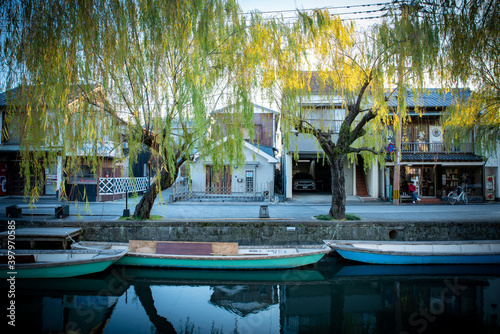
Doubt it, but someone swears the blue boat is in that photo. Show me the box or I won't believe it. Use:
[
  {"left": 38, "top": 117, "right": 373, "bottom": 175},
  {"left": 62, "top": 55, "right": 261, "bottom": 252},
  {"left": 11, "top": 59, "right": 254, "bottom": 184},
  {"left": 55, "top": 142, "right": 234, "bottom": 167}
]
[
  {"left": 0, "top": 248, "right": 127, "bottom": 278},
  {"left": 324, "top": 240, "right": 500, "bottom": 265}
]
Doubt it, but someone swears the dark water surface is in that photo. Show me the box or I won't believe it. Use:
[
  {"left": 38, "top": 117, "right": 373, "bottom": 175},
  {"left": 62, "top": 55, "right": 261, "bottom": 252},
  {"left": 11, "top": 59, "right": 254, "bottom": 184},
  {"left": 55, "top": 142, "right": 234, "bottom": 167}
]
[{"left": 3, "top": 255, "right": 500, "bottom": 334}]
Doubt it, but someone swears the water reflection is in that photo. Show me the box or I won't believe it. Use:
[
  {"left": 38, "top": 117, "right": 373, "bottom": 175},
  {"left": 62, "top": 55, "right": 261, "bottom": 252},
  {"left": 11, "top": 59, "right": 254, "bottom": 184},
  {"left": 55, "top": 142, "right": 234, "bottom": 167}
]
[{"left": 3, "top": 257, "right": 500, "bottom": 333}]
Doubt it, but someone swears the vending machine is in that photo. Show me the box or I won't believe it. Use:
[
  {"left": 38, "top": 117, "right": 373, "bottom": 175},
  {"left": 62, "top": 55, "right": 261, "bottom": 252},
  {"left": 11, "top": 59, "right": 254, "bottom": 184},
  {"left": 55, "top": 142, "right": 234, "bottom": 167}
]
[{"left": 486, "top": 175, "right": 495, "bottom": 201}]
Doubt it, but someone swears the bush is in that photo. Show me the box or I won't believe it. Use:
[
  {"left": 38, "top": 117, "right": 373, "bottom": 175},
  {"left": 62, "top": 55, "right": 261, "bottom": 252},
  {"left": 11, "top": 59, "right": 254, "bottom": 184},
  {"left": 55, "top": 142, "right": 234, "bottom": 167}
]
[
  {"left": 119, "top": 215, "right": 163, "bottom": 221},
  {"left": 315, "top": 213, "right": 361, "bottom": 221}
]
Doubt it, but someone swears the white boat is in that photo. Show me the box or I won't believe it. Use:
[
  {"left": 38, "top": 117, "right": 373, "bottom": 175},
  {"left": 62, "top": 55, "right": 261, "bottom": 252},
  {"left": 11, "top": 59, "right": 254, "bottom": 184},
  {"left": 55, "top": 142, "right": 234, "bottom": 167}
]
[
  {"left": 323, "top": 240, "right": 500, "bottom": 265},
  {"left": 0, "top": 248, "right": 128, "bottom": 278},
  {"left": 73, "top": 240, "right": 330, "bottom": 270}
]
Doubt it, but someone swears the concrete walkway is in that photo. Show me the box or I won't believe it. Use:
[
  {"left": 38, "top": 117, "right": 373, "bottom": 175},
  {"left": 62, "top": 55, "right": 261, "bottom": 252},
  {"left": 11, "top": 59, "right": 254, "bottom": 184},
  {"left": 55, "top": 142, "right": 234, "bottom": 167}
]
[{"left": 1, "top": 192, "right": 500, "bottom": 223}]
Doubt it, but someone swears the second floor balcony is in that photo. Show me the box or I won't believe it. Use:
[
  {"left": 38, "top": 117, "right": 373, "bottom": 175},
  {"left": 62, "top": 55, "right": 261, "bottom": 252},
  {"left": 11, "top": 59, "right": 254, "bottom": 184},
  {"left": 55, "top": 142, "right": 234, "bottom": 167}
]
[{"left": 401, "top": 142, "right": 474, "bottom": 154}]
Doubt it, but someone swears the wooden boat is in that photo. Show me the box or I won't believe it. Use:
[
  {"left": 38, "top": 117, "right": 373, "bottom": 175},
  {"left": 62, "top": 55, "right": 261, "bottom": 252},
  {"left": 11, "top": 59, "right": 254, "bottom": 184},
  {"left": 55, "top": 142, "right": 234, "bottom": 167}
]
[
  {"left": 73, "top": 240, "right": 330, "bottom": 270},
  {"left": 0, "top": 248, "right": 128, "bottom": 278},
  {"left": 323, "top": 240, "right": 500, "bottom": 265}
]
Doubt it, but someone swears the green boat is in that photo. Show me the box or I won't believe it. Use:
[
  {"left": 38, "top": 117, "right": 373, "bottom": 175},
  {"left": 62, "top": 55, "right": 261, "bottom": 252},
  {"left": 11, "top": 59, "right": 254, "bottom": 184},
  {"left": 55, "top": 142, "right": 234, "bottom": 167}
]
[
  {"left": 0, "top": 248, "right": 127, "bottom": 278},
  {"left": 73, "top": 240, "right": 330, "bottom": 270}
]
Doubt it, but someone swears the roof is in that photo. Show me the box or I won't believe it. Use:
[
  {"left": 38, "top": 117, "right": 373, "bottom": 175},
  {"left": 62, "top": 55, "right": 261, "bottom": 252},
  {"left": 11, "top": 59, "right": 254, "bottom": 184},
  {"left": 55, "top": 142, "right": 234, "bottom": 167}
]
[
  {"left": 299, "top": 73, "right": 472, "bottom": 109},
  {"left": 299, "top": 71, "right": 334, "bottom": 94},
  {"left": 212, "top": 102, "right": 278, "bottom": 115},
  {"left": 386, "top": 153, "right": 484, "bottom": 162},
  {"left": 246, "top": 142, "right": 278, "bottom": 163},
  {"left": 250, "top": 143, "right": 276, "bottom": 158},
  {"left": 387, "top": 88, "right": 471, "bottom": 108},
  {"left": 0, "top": 86, "right": 27, "bottom": 108},
  {"left": 0, "top": 85, "right": 102, "bottom": 108}
]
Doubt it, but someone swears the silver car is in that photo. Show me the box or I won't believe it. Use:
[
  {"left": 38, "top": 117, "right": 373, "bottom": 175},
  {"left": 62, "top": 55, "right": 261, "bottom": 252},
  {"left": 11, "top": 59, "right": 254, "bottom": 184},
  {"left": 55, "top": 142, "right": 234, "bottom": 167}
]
[{"left": 293, "top": 173, "right": 317, "bottom": 191}]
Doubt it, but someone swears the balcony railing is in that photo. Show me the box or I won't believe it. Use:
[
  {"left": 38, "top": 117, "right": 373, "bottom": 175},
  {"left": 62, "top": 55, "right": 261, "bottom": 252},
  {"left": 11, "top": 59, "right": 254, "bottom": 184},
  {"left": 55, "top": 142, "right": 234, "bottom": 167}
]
[
  {"left": 309, "top": 120, "right": 343, "bottom": 133},
  {"left": 401, "top": 142, "right": 474, "bottom": 154}
]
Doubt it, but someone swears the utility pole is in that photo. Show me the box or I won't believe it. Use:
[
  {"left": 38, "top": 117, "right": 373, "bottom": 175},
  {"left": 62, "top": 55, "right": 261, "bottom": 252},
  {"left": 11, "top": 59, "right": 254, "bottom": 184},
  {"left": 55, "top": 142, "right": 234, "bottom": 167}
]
[
  {"left": 393, "top": 2, "right": 411, "bottom": 206},
  {"left": 393, "top": 40, "right": 405, "bottom": 206}
]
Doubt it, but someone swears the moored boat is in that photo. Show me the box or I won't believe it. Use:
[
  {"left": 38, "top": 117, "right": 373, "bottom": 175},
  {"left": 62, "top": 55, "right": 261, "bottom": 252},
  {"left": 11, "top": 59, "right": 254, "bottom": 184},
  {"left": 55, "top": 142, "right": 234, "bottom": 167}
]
[
  {"left": 73, "top": 240, "right": 330, "bottom": 270},
  {"left": 0, "top": 248, "right": 128, "bottom": 278},
  {"left": 324, "top": 240, "right": 500, "bottom": 265}
]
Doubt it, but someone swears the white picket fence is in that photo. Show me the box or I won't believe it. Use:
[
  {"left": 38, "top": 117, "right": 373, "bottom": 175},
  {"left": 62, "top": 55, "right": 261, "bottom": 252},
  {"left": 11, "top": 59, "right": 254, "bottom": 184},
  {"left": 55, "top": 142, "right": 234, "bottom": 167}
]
[
  {"left": 170, "top": 181, "right": 274, "bottom": 202},
  {"left": 98, "top": 177, "right": 149, "bottom": 195}
]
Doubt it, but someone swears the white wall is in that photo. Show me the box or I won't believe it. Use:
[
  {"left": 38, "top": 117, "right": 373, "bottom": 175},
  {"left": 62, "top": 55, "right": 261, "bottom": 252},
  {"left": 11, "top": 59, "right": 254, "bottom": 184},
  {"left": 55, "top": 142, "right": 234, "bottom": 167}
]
[
  {"left": 285, "top": 153, "right": 293, "bottom": 198},
  {"left": 191, "top": 144, "right": 277, "bottom": 194},
  {"left": 344, "top": 160, "right": 354, "bottom": 196},
  {"left": 364, "top": 161, "right": 380, "bottom": 198}
]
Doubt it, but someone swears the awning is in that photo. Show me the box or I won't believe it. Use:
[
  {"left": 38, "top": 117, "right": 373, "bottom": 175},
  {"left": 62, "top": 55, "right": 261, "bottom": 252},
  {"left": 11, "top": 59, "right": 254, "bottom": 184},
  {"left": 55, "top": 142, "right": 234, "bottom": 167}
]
[{"left": 386, "top": 153, "right": 484, "bottom": 165}]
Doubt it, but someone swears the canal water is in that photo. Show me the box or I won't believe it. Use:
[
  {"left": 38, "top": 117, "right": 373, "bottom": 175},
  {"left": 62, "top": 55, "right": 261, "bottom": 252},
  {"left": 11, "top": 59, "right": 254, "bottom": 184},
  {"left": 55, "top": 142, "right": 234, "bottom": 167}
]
[{"left": 3, "top": 255, "right": 500, "bottom": 334}]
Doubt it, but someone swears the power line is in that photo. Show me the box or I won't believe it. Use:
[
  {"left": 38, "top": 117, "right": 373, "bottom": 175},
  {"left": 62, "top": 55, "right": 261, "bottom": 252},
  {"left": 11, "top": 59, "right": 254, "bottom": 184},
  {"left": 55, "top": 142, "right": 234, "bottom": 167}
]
[{"left": 240, "top": 2, "right": 393, "bottom": 15}]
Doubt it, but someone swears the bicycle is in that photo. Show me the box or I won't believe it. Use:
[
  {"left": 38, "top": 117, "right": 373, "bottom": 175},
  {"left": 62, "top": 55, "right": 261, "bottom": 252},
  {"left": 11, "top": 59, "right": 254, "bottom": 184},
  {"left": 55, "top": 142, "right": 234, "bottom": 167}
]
[{"left": 447, "top": 185, "right": 468, "bottom": 205}]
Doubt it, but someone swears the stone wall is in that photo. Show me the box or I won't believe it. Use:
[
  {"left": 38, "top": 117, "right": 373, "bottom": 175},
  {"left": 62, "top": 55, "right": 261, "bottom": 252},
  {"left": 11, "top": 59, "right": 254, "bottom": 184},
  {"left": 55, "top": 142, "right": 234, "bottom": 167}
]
[{"left": 5, "top": 219, "right": 500, "bottom": 245}]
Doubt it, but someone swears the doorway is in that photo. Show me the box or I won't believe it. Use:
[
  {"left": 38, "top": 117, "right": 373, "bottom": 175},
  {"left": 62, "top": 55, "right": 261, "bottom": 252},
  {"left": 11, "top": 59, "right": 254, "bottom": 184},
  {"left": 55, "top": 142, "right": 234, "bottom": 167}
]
[
  {"left": 206, "top": 165, "right": 232, "bottom": 195},
  {"left": 405, "top": 166, "right": 436, "bottom": 197}
]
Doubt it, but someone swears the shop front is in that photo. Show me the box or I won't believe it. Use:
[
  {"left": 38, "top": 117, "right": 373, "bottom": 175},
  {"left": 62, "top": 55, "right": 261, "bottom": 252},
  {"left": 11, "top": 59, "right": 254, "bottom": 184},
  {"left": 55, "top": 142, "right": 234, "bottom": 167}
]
[{"left": 386, "top": 158, "right": 485, "bottom": 202}]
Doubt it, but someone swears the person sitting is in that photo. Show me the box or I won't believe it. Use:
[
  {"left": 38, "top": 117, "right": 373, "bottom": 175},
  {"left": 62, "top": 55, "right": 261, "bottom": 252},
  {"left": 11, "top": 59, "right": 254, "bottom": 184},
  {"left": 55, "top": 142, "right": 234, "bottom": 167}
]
[{"left": 408, "top": 181, "right": 421, "bottom": 203}]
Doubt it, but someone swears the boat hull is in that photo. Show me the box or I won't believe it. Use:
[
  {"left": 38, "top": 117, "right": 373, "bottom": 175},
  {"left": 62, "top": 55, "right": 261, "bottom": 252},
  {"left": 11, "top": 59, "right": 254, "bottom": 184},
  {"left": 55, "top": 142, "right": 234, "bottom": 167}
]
[
  {"left": 1, "top": 260, "right": 117, "bottom": 279},
  {"left": 117, "top": 251, "right": 328, "bottom": 269},
  {"left": 335, "top": 249, "right": 500, "bottom": 265},
  {"left": 0, "top": 249, "right": 127, "bottom": 278},
  {"left": 325, "top": 240, "right": 500, "bottom": 265}
]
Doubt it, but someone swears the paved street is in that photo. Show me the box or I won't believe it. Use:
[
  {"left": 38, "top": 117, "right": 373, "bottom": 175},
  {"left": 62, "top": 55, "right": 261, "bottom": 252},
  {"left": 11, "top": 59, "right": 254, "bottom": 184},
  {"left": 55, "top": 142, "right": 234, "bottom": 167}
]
[{"left": 1, "top": 192, "right": 499, "bottom": 223}]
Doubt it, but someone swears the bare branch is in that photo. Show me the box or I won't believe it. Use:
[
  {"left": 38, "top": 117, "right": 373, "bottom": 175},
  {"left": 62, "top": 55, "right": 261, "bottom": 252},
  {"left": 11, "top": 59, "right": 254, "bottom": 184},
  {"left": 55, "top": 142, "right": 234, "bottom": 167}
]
[{"left": 348, "top": 146, "right": 385, "bottom": 155}]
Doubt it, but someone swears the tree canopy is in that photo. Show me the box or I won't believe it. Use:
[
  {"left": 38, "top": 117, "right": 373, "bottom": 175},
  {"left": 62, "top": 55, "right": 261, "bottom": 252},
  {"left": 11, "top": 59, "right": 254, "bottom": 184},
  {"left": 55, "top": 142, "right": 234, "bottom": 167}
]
[
  {"left": 1, "top": 0, "right": 261, "bottom": 217},
  {"left": 420, "top": 0, "right": 500, "bottom": 154}
]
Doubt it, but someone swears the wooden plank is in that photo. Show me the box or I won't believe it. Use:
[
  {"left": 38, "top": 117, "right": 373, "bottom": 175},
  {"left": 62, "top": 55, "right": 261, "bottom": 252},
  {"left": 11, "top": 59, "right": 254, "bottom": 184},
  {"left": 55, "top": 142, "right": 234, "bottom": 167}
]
[
  {"left": 129, "top": 240, "right": 238, "bottom": 255},
  {"left": 211, "top": 242, "right": 238, "bottom": 255},
  {"left": 0, "top": 227, "right": 81, "bottom": 238},
  {"left": 14, "top": 204, "right": 65, "bottom": 208},
  {"left": 129, "top": 240, "right": 157, "bottom": 254},
  {"left": 156, "top": 242, "right": 212, "bottom": 255}
]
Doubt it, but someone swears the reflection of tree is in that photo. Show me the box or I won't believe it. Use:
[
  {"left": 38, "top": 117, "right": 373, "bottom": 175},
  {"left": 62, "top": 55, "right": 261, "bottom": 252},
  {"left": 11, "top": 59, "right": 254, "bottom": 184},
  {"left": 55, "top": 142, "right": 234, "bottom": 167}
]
[{"left": 134, "top": 284, "right": 177, "bottom": 334}]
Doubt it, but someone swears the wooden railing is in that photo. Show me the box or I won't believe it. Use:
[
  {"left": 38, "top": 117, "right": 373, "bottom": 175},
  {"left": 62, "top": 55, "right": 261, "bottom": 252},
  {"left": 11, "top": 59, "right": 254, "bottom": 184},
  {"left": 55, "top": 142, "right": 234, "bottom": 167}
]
[
  {"left": 98, "top": 177, "right": 149, "bottom": 195},
  {"left": 170, "top": 181, "right": 274, "bottom": 202}
]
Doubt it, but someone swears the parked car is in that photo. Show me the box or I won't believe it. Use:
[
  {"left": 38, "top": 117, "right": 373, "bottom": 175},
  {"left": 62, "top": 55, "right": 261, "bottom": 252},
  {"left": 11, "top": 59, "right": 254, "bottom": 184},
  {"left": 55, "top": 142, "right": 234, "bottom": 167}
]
[{"left": 293, "top": 173, "right": 316, "bottom": 191}]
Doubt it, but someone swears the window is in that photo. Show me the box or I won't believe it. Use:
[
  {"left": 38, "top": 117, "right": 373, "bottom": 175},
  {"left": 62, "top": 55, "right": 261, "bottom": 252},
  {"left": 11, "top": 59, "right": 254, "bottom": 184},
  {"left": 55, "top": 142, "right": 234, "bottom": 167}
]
[{"left": 245, "top": 170, "right": 254, "bottom": 193}]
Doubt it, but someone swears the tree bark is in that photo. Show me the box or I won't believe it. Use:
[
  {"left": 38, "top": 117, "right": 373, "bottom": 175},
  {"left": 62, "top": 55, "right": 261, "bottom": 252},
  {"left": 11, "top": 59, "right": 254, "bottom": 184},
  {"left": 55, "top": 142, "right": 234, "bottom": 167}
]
[
  {"left": 328, "top": 154, "right": 346, "bottom": 219},
  {"left": 133, "top": 169, "right": 175, "bottom": 219}
]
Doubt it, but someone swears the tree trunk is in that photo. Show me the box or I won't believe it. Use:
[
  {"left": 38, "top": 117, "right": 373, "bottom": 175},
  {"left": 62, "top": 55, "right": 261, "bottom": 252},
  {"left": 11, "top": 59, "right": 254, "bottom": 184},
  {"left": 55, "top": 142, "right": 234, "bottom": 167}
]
[
  {"left": 328, "top": 154, "right": 346, "bottom": 219},
  {"left": 133, "top": 169, "right": 174, "bottom": 219}
]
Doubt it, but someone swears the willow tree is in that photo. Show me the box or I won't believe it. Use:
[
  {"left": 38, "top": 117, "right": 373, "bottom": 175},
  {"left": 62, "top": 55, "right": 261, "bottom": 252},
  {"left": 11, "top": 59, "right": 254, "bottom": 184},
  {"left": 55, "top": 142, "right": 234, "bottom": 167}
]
[
  {"left": 252, "top": 6, "right": 439, "bottom": 219},
  {"left": 422, "top": 0, "right": 500, "bottom": 154},
  {"left": 2, "top": 0, "right": 259, "bottom": 218}
]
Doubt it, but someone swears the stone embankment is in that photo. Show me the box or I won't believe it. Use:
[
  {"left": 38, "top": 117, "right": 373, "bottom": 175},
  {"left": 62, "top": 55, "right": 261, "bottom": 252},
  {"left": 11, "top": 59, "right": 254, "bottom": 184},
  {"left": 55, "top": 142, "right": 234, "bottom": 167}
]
[{"left": 4, "top": 219, "right": 500, "bottom": 245}]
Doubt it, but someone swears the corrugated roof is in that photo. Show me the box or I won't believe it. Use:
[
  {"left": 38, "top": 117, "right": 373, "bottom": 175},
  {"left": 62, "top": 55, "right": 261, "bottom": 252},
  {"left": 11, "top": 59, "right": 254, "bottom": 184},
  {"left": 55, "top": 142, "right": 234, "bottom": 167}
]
[
  {"left": 387, "top": 88, "right": 471, "bottom": 108},
  {"left": 1, "top": 85, "right": 101, "bottom": 108},
  {"left": 0, "top": 86, "right": 25, "bottom": 107}
]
